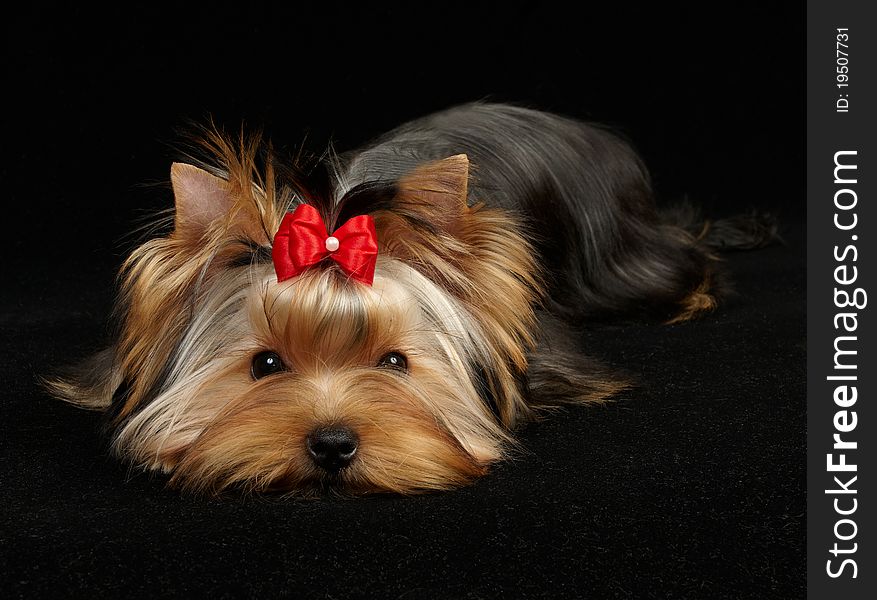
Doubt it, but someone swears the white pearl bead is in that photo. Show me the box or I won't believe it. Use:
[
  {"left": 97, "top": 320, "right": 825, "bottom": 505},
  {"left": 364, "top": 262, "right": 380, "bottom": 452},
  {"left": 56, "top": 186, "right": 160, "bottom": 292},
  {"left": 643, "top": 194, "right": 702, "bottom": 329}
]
[{"left": 325, "top": 236, "right": 340, "bottom": 252}]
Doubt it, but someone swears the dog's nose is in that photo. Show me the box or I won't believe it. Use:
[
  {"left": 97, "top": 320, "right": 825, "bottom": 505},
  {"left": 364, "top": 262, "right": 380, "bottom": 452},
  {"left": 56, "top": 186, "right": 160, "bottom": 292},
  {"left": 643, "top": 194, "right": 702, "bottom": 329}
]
[{"left": 306, "top": 427, "right": 358, "bottom": 472}]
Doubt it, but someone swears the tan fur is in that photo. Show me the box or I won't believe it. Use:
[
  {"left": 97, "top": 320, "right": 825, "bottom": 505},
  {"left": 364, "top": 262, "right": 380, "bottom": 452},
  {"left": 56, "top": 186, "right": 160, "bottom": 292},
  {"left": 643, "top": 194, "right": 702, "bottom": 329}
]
[
  {"left": 667, "top": 275, "right": 718, "bottom": 324},
  {"left": 659, "top": 223, "right": 719, "bottom": 325}
]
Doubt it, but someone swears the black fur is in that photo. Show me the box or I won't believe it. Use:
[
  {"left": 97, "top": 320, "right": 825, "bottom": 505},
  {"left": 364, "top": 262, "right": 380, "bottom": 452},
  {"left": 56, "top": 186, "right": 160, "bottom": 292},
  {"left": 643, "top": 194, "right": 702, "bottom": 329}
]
[{"left": 342, "top": 103, "right": 749, "bottom": 321}]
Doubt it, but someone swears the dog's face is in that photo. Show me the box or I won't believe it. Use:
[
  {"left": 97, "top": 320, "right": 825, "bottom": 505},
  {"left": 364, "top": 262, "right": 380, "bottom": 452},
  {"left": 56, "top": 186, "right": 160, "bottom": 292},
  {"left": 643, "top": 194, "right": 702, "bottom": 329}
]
[
  {"left": 123, "top": 256, "right": 510, "bottom": 494},
  {"left": 62, "top": 141, "right": 544, "bottom": 495}
]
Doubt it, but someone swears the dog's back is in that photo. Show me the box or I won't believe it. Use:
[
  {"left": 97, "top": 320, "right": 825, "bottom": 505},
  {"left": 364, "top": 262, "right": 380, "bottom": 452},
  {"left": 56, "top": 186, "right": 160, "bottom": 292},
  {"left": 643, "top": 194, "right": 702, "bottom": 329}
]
[{"left": 345, "top": 103, "right": 765, "bottom": 322}]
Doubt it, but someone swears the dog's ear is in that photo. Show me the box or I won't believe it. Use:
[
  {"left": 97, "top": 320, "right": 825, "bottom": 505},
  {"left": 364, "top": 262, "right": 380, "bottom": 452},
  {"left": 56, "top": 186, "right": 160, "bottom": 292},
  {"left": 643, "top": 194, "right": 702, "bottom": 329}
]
[
  {"left": 374, "top": 153, "right": 536, "bottom": 278},
  {"left": 394, "top": 154, "right": 470, "bottom": 230},
  {"left": 171, "top": 163, "right": 234, "bottom": 238},
  {"left": 372, "top": 154, "right": 472, "bottom": 260},
  {"left": 170, "top": 162, "right": 270, "bottom": 245}
]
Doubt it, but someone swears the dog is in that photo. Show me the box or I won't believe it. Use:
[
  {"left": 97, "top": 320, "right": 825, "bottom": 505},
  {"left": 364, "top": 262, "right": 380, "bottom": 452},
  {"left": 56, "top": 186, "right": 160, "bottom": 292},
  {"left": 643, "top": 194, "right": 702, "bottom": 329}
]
[{"left": 49, "top": 103, "right": 773, "bottom": 495}]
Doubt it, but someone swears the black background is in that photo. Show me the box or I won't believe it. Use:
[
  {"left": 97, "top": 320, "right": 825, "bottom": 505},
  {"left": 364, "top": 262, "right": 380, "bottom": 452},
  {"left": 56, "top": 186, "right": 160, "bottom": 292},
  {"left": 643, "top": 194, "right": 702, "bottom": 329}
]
[{"left": 3, "top": 3, "right": 805, "bottom": 598}]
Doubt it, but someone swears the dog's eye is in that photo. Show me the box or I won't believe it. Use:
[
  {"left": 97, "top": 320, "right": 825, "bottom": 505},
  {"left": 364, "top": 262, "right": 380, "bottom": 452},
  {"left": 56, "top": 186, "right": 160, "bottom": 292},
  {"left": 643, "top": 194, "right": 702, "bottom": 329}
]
[
  {"left": 251, "top": 351, "right": 286, "bottom": 379},
  {"left": 377, "top": 352, "right": 408, "bottom": 372}
]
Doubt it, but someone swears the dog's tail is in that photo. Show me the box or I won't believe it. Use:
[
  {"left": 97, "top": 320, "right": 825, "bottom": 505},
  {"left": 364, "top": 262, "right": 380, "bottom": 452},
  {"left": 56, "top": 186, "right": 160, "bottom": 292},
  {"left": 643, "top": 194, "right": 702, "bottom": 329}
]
[
  {"left": 660, "top": 202, "right": 780, "bottom": 251},
  {"left": 650, "top": 202, "right": 780, "bottom": 324},
  {"left": 699, "top": 213, "right": 781, "bottom": 251}
]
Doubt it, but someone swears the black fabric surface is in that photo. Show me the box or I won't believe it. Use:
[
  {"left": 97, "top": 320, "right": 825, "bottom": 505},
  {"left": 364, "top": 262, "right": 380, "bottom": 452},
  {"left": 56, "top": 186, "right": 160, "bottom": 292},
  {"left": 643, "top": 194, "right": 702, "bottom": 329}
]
[{"left": 3, "top": 3, "right": 804, "bottom": 598}]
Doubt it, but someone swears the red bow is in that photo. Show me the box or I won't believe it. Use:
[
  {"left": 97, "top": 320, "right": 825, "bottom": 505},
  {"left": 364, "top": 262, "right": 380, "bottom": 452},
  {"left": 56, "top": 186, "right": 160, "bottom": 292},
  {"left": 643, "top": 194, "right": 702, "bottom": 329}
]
[{"left": 272, "top": 204, "right": 378, "bottom": 285}]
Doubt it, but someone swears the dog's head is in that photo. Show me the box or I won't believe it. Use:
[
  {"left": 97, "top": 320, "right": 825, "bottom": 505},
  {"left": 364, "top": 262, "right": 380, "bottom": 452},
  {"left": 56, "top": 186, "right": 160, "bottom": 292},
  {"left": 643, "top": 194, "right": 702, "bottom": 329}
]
[{"left": 51, "top": 134, "right": 542, "bottom": 495}]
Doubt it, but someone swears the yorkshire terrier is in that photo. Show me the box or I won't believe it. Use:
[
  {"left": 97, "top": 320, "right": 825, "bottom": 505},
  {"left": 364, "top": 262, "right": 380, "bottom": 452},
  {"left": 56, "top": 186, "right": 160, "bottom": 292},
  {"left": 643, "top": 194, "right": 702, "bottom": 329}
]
[{"left": 49, "top": 103, "right": 772, "bottom": 495}]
